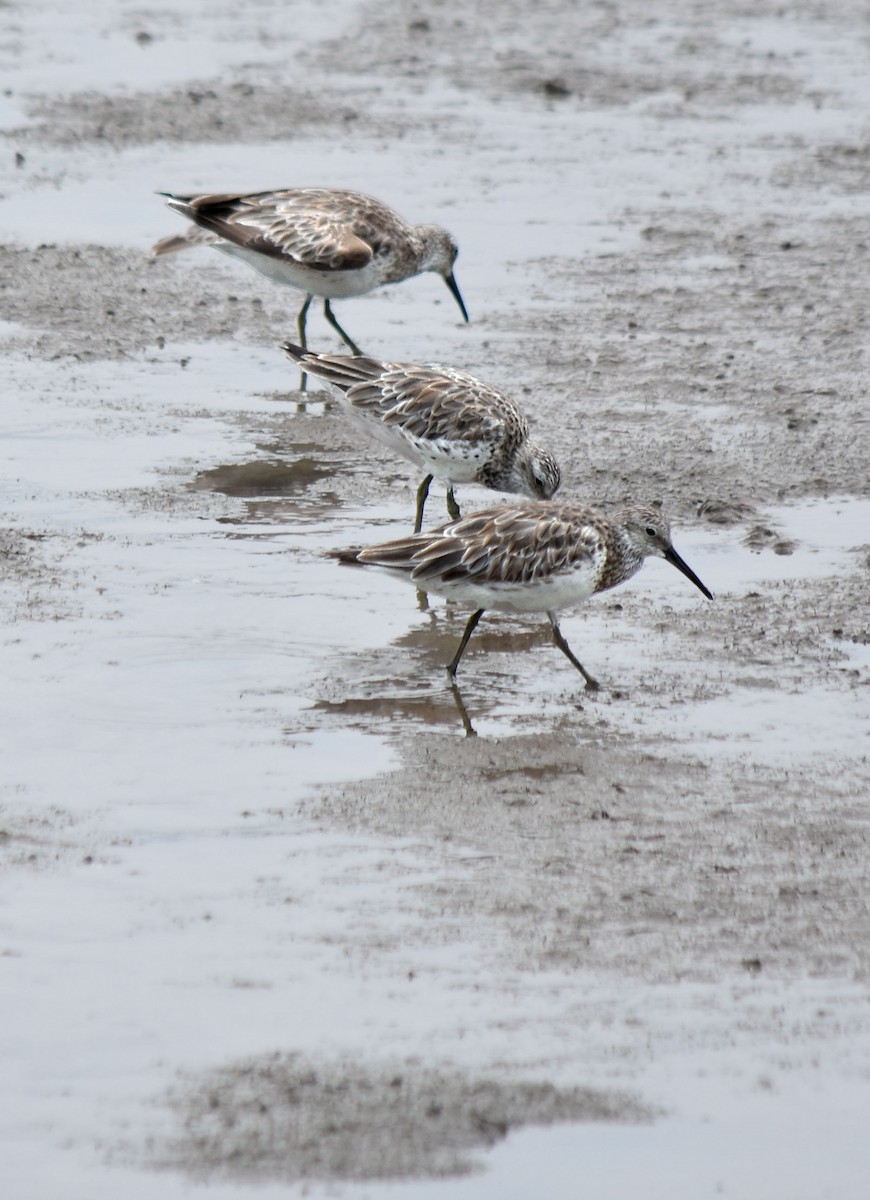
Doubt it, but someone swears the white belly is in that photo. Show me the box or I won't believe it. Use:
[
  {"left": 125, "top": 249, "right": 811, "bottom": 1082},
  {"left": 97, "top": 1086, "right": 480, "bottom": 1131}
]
[
  {"left": 215, "top": 242, "right": 383, "bottom": 298},
  {"left": 407, "top": 433, "right": 493, "bottom": 484},
  {"left": 419, "top": 565, "right": 601, "bottom": 615},
  {"left": 327, "top": 397, "right": 493, "bottom": 484}
]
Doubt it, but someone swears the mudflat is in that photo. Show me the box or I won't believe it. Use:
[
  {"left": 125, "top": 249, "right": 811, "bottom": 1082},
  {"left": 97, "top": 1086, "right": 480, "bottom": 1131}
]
[{"left": 1, "top": 2, "right": 868, "bottom": 1196}]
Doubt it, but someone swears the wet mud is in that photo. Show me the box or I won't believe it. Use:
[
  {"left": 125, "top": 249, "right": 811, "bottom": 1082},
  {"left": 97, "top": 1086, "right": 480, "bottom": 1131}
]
[
  {"left": 158, "top": 1055, "right": 649, "bottom": 1183},
  {"left": 2, "top": 0, "right": 869, "bottom": 1194}
]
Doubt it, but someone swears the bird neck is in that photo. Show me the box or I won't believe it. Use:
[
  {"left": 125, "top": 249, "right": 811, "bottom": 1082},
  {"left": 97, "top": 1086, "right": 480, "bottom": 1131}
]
[{"left": 597, "top": 524, "right": 645, "bottom": 593}]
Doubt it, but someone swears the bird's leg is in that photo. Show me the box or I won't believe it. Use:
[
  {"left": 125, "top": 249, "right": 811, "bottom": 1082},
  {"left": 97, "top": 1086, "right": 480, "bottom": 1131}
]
[
  {"left": 446, "top": 609, "right": 484, "bottom": 679},
  {"left": 296, "top": 295, "right": 312, "bottom": 393},
  {"left": 547, "top": 611, "right": 600, "bottom": 692},
  {"left": 449, "top": 680, "right": 477, "bottom": 738},
  {"left": 323, "top": 299, "right": 363, "bottom": 356},
  {"left": 446, "top": 486, "right": 461, "bottom": 522},
  {"left": 414, "top": 474, "right": 433, "bottom": 533}
]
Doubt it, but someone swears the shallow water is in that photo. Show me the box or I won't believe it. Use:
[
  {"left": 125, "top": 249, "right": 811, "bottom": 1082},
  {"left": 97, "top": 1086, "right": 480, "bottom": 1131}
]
[
  {"left": 3, "top": 320, "right": 868, "bottom": 1197},
  {"left": 2, "top": 0, "right": 870, "bottom": 1196}
]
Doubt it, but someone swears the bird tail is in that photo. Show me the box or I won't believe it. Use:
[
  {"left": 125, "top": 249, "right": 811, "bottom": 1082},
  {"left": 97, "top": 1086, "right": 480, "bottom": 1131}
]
[
  {"left": 327, "top": 547, "right": 366, "bottom": 566},
  {"left": 152, "top": 192, "right": 224, "bottom": 256},
  {"left": 280, "top": 343, "right": 385, "bottom": 392},
  {"left": 151, "top": 227, "right": 219, "bottom": 257}
]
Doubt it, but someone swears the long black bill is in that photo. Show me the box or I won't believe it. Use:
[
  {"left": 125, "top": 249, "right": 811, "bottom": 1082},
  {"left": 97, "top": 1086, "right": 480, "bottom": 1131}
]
[
  {"left": 444, "top": 271, "right": 469, "bottom": 323},
  {"left": 665, "top": 546, "right": 714, "bottom": 600}
]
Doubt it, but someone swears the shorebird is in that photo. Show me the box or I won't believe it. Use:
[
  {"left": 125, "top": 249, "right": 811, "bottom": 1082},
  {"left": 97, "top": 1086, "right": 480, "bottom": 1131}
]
[
  {"left": 336, "top": 501, "right": 712, "bottom": 688},
  {"left": 284, "top": 344, "right": 562, "bottom": 530},
  {"left": 152, "top": 188, "right": 468, "bottom": 364}
]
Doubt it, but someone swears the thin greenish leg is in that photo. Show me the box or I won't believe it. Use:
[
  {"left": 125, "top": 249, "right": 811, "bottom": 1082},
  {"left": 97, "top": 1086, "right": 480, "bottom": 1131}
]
[
  {"left": 446, "top": 609, "right": 484, "bottom": 679},
  {"left": 548, "top": 610, "right": 599, "bottom": 691},
  {"left": 449, "top": 681, "right": 477, "bottom": 738},
  {"left": 323, "top": 299, "right": 362, "bottom": 355},
  {"left": 296, "top": 295, "right": 312, "bottom": 392},
  {"left": 414, "top": 475, "right": 433, "bottom": 533},
  {"left": 446, "top": 486, "right": 461, "bottom": 522}
]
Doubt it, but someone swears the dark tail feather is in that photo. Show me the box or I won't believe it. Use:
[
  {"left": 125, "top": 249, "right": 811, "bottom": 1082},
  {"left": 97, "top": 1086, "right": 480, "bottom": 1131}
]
[
  {"left": 328, "top": 546, "right": 365, "bottom": 566},
  {"left": 280, "top": 342, "right": 379, "bottom": 391}
]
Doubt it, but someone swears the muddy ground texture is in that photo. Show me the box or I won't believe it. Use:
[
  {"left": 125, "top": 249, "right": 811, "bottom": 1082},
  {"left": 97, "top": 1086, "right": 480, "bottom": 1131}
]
[{"left": 2, "top": 0, "right": 869, "bottom": 1187}]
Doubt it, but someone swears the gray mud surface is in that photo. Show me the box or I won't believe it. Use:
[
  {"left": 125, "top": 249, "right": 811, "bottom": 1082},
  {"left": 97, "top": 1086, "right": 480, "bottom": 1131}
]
[
  {"left": 2, "top": 0, "right": 869, "bottom": 1194},
  {"left": 160, "top": 1056, "right": 649, "bottom": 1183}
]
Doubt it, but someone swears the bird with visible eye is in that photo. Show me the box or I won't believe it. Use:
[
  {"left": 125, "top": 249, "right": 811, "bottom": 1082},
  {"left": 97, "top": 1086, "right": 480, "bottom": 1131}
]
[
  {"left": 283, "top": 344, "right": 561, "bottom": 531},
  {"left": 334, "top": 501, "right": 713, "bottom": 689},
  {"left": 152, "top": 188, "right": 469, "bottom": 386}
]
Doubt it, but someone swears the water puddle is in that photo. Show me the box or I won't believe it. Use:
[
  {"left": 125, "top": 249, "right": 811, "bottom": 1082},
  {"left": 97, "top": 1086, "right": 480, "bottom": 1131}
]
[
  {"left": 387, "top": 1094, "right": 870, "bottom": 1200},
  {"left": 0, "top": 0, "right": 347, "bottom": 95},
  {"left": 3, "top": 4, "right": 870, "bottom": 1195},
  {"left": 191, "top": 457, "right": 333, "bottom": 498}
]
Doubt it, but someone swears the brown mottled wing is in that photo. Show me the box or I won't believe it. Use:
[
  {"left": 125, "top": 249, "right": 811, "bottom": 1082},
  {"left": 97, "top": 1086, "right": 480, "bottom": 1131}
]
[
  {"left": 358, "top": 503, "right": 605, "bottom": 585},
  {"left": 284, "top": 189, "right": 413, "bottom": 258},
  {"left": 169, "top": 191, "right": 374, "bottom": 270},
  {"left": 258, "top": 210, "right": 372, "bottom": 269},
  {"left": 280, "top": 353, "right": 522, "bottom": 444},
  {"left": 349, "top": 365, "right": 526, "bottom": 445}
]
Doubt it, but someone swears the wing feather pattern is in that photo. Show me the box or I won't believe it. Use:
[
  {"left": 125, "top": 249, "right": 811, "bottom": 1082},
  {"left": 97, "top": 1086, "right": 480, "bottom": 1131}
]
[
  {"left": 161, "top": 188, "right": 412, "bottom": 270},
  {"left": 356, "top": 503, "right": 606, "bottom": 587},
  {"left": 280, "top": 349, "right": 525, "bottom": 447}
]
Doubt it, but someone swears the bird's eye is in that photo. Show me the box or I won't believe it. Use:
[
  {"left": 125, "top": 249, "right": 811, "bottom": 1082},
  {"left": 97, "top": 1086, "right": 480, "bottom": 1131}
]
[{"left": 645, "top": 526, "right": 657, "bottom": 537}]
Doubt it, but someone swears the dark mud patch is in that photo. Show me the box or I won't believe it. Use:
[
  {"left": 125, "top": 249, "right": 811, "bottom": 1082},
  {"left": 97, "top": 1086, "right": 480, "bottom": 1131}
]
[
  {"left": 0, "top": 803, "right": 72, "bottom": 871},
  {"left": 773, "top": 138, "right": 870, "bottom": 194},
  {"left": 0, "top": 800, "right": 113, "bottom": 873},
  {"left": 315, "top": 0, "right": 813, "bottom": 110},
  {"left": 191, "top": 456, "right": 332, "bottom": 499},
  {"left": 0, "top": 524, "right": 87, "bottom": 621},
  {"left": 0, "top": 244, "right": 293, "bottom": 360},
  {"left": 297, "top": 726, "right": 870, "bottom": 982},
  {"left": 11, "top": 79, "right": 366, "bottom": 149},
  {"left": 7, "top": 48, "right": 455, "bottom": 150},
  {"left": 191, "top": 454, "right": 345, "bottom": 523},
  {"left": 513, "top": 209, "right": 870, "bottom": 515},
  {"left": 154, "top": 1053, "right": 650, "bottom": 1183},
  {"left": 0, "top": 526, "right": 44, "bottom": 584}
]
